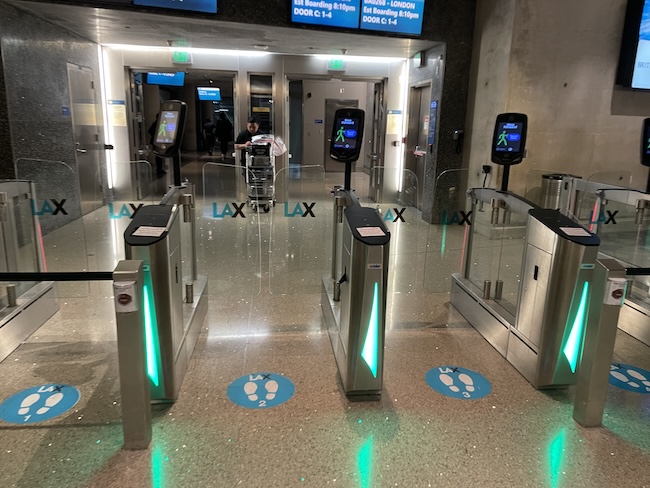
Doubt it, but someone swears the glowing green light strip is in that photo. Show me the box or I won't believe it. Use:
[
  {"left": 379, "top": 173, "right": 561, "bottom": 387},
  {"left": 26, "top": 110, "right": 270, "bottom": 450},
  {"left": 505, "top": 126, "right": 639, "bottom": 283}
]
[
  {"left": 562, "top": 281, "right": 589, "bottom": 373},
  {"left": 357, "top": 435, "right": 374, "bottom": 488},
  {"left": 143, "top": 282, "right": 160, "bottom": 387},
  {"left": 548, "top": 429, "right": 566, "bottom": 488},
  {"left": 361, "top": 282, "right": 379, "bottom": 378},
  {"left": 441, "top": 210, "right": 447, "bottom": 256}
]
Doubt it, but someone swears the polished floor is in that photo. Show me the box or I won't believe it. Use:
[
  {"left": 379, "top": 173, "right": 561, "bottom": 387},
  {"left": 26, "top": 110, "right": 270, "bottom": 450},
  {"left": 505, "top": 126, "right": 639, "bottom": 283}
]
[{"left": 1, "top": 155, "right": 650, "bottom": 488}]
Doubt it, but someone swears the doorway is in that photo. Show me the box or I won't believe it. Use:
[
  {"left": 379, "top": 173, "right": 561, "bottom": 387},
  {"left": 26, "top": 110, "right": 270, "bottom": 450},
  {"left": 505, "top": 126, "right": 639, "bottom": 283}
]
[{"left": 405, "top": 85, "right": 431, "bottom": 210}]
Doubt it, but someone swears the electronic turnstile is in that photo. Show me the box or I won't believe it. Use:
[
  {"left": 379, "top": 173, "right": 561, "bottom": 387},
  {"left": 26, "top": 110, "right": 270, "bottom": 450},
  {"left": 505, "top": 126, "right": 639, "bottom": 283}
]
[
  {"left": 124, "top": 203, "right": 206, "bottom": 402},
  {"left": 322, "top": 189, "right": 390, "bottom": 398},
  {"left": 451, "top": 190, "right": 600, "bottom": 389},
  {"left": 508, "top": 209, "right": 599, "bottom": 387}
]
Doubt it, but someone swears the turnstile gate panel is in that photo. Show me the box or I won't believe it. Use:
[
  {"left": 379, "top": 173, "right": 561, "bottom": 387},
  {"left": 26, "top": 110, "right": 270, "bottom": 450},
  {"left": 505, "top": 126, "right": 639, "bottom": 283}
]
[
  {"left": 331, "top": 203, "right": 390, "bottom": 397},
  {"left": 509, "top": 209, "right": 600, "bottom": 388},
  {"left": 125, "top": 204, "right": 184, "bottom": 401}
]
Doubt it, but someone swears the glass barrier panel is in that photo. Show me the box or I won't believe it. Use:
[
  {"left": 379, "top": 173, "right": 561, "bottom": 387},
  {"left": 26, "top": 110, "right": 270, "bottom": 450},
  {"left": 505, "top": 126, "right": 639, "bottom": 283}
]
[
  {"left": 465, "top": 199, "right": 502, "bottom": 293},
  {"left": 424, "top": 169, "right": 468, "bottom": 293},
  {"left": 200, "top": 162, "right": 262, "bottom": 296},
  {"left": 15, "top": 158, "right": 90, "bottom": 297},
  {"left": 588, "top": 170, "right": 633, "bottom": 187},
  {"left": 358, "top": 168, "right": 428, "bottom": 294},
  {"left": 0, "top": 181, "right": 40, "bottom": 307},
  {"left": 494, "top": 209, "right": 528, "bottom": 316},
  {"left": 268, "top": 165, "right": 330, "bottom": 295},
  {"left": 84, "top": 161, "right": 156, "bottom": 272}
]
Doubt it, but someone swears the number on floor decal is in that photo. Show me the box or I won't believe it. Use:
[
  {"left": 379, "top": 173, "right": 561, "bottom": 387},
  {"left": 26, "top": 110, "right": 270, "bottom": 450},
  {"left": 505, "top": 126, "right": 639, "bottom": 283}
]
[{"left": 259, "top": 401, "right": 267, "bottom": 407}]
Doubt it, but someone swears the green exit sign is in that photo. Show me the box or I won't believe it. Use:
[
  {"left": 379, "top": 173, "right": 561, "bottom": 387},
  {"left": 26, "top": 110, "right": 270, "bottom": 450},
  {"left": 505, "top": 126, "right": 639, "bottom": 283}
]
[
  {"left": 328, "top": 59, "right": 346, "bottom": 72},
  {"left": 172, "top": 51, "right": 192, "bottom": 64}
]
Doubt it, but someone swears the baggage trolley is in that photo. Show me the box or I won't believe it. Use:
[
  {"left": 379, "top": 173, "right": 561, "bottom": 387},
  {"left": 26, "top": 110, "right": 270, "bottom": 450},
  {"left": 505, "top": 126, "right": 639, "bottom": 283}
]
[{"left": 245, "top": 141, "right": 275, "bottom": 212}]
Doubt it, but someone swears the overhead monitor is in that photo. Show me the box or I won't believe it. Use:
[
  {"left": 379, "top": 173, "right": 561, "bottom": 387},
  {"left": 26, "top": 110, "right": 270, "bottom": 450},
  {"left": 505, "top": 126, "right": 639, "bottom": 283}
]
[
  {"left": 134, "top": 0, "right": 217, "bottom": 13},
  {"left": 146, "top": 72, "right": 186, "bottom": 86},
  {"left": 197, "top": 87, "right": 221, "bottom": 101},
  {"left": 291, "top": 0, "right": 361, "bottom": 29},
  {"left": 617, "top": 0, "right": 650, "bottom": 89},
  {"left": 491, "top": 113, "right": 528, "bottom": 166},
  {"left": 360, "top": 0, "right": 425, "bottom": 35}
]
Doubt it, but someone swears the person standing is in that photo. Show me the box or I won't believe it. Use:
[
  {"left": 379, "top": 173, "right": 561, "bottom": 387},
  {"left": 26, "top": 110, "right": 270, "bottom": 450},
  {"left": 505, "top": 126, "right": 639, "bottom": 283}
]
[
  {"left": 234, "top": 116, "right": 262, "bottom": 159},
  {"left": 202, "top": 117, "right": 216, "bottom": 156},
  {"left": 215, "top": 112, "right": 233, "bottom": 160}
]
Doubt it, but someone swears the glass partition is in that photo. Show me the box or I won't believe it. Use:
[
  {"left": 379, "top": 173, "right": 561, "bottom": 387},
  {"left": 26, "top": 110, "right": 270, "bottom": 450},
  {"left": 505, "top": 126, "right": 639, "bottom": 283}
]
[
  {"left": 269, "top": 165, "right": 330, "bottom": 295},
  {"left": 0, "top": 181, "right": 40, "bottom": 307},
  {"left": 424, "top": 169, "right": 468, "bottom": 293},
  {"left": 357, "top": 167, "right": 427, "bottom": 294},
  {"left": 461, "top": 189, "right": 535, "bottom": 320},
  {"left": 15, "top": 158, "right": 89, "bottom": 296},
  {"left": 594, "top": 189, "right": 650, "bottom": 308},
  {"left": 200, "top": 162, "right": 262, "bottom": 296}
]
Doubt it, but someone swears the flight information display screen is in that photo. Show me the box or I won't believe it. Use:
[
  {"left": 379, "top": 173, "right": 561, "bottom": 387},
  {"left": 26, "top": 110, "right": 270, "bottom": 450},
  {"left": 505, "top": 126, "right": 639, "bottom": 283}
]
[
  {"left": 146, "top": 72, "right": 185, "bottom": 86},
  {"left": 134, "top": 0, "right": 216, "bottom": 13},
  {"left": 291, "top": 0, "right": 361, "bottom": 29},
  {"left": 155, "top": 111, "right": 180, "bottom": 144},
  {"left": 494, "top": 121, "right": 524, "bottom": 154},
  {"left": 291, "top": 0, "right": 425, "bottom": 34},
  {"left": 332, "top": 116, "right": 361, "bottom": 150},
  {"left": 632, "top": 0, "right": 650, "bottom": 88},
  {"left": 197, "top": 87, "right": 221, "bottom": 101},
  {"left": 359, "top": 0, "right": 425, "bottom": 35}
]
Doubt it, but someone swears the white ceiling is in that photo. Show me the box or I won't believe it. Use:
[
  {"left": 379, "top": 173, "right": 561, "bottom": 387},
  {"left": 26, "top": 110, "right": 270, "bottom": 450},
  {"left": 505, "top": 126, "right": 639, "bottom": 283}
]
[{"left": 6, "top": 0, "right": 439, "bottom": 58}]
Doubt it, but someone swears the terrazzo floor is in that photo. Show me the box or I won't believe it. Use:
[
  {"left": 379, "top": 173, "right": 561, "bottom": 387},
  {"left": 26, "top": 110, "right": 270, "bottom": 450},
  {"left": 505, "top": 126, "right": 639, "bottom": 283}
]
[{"left": 0, "top": 162, "right": 649, "bottom": 487}]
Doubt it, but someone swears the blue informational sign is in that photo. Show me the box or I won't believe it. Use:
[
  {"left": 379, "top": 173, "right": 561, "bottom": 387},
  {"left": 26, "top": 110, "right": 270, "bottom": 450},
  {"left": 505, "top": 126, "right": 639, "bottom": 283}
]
[
  {"left": 134, "top": 0, "right": 217, "bottom": 13},
  {"left": 426, "top": 366, "right": 492, "bottom": 400},
  {"left": 146, "top": 72, "right": 186, "bottom": 86},
  {"left": 609, "top": 363, "right": 650, "bottom": 393},
  {"left": 360, "top": 0, "right": 425, "bottom": 35},
  {"left": 292, "top": 0, "right": 361, "bottom": 29},
  {"left": 427, "top": 100, "right": 438, "bottom": 145},
  {"left": 227, "top": 373, "right": 295, "bottom": 409},
  {"left": 197, "top": 87, "right": 221, "bottom": 101},
  {"left": 61, "top": 106, "right": 71, "bottom": 116},
  {"left": 315, "top": 119, "right": 324, "bottom": 124},
  {"left": 0, "top": 384, "right": 80, "bottom": 424}
]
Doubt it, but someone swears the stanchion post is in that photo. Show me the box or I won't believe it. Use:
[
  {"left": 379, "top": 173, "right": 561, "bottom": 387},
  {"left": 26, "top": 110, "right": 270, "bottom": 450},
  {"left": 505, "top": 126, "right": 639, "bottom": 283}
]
[
  {"left": 113, "top": 260, "right": 152, "bottom": 449},
  {"left": 573, "top": 258, "right": 626, "bottom": 427}
]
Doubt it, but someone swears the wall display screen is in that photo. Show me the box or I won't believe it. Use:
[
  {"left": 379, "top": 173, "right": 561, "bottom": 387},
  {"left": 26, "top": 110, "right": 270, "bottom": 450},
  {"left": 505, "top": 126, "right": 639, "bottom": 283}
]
[
  {"left": 360, "top": 0, "right": 425, "bottom": 35},
  {"left": 197, "top": 87, "right": 221, "bottom": 101},
  {"left": 632, "top": 0, "right": 650, "bottom": 88},
  {"left": 494, "top": 121, "right": 523, "bottom": 154},
  {"left": 291, "top": 0, "right": 361, "bottom": 29},
  {"left": 146, "top": 72, "right": 185, "bottom": 86},
  {"left": 155, "top": 111, "right": 180, "bottom": 144},
  {"left": 332, "top": 115, "right": 361, "bottom": 150},
  {"left": 133, "top": 0, "right": 217, "bottom": 13}
]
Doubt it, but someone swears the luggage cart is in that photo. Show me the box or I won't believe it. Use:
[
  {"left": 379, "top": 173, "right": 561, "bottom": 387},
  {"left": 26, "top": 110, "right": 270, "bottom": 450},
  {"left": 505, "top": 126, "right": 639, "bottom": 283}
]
[{"left": 245, "top": 141, "right": 275, "bottom": 212}]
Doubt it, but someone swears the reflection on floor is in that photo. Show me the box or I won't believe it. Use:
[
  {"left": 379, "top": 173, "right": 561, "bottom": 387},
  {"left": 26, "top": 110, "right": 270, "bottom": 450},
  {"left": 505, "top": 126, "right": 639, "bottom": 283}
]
[{"left": 1, "top": 160, "right": 649, "bottom": 488}]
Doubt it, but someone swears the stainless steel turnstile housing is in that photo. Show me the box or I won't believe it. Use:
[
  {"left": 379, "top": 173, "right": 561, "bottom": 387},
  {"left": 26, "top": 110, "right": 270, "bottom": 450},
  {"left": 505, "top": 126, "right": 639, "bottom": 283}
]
[
  {"left": 322, "top": 192, "right": 390, "bottom": 398},
  {"left": 125, "top": 204, "right": 197, "bottom": 402},
  {"left": 508, "top": 209, "right": 599, "bottom": 387}
]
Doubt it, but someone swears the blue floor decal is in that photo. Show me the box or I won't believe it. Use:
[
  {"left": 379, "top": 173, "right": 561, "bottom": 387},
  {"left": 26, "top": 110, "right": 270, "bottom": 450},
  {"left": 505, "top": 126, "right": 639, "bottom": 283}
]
[
  {"left": 0, "top": 384, "right": 80, "bottom": 424},
  {"left": 609, "top": 363, "right": 650, "bottom": 393},
  {"left": 227, "top": 373, "right": 295, "bottom": 409},
  {"left": 426, "top": 366, "right": 492, "bottom": 400}
]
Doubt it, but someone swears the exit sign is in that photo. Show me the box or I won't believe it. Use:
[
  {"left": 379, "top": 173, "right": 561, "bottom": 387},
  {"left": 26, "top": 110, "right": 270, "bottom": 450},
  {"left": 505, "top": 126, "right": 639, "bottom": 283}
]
[
  {"left": 328, "top": 59, "right": 346, "bottom": 72},
  {"left": 172, "top": 51, "right": 193, "bottom": 64}
]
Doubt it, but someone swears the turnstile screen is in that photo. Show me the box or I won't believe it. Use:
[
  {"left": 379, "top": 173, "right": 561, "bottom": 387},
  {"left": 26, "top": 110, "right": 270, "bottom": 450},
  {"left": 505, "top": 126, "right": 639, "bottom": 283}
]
[
  {"left": 491, "top": 113, "right": 527, "bottom": 166},
  {"left": 329, "top": 108, "right": 365, "bottom": 163},
  {"left": 156, "top": 111, "right": 180, "bottom": 144},
  {"left": 642, "top": 117, "right": 650, "bottom": 166}
]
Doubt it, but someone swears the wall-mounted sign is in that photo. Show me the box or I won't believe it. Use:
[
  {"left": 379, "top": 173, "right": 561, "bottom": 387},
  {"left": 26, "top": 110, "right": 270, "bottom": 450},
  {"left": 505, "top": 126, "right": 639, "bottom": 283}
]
[
  {"left": 134, "top": 0, "right": 217, "bottom": 14},
  {"left": 292, "top": 0, "right": 361, "bottom": 29},
  {"left": 291, "top": 0, "right": 424, "bottom": 36}
]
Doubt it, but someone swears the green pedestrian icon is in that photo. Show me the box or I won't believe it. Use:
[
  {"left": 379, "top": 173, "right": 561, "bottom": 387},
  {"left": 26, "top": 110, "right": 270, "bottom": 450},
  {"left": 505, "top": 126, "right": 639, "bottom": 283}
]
[
  {"left": 647, "top": 138, "right": 650, "bottom": 150},
  {"left": 497, "top": 130, "right": 508, "bottom": 146},
  {"left": 336, "top": 126, "right": 346, "bottom": 143},
  {"left": 157, "top": 119, "right": 167, "bottom": 138}
]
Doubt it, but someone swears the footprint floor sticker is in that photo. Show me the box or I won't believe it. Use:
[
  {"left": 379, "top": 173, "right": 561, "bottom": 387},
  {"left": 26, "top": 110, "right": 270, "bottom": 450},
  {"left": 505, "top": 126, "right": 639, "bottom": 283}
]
[
  {"left": 228, "top": 373, "right": 294, "bottom": 409},
  {"left": 0, "top": 384, "right": 81, "bottom": 424},
  {"left": 609, "top": 364, "right": 650, "bottom": 393},
  {"left": 426, "top": 366, "right": 491, "bottom": 400}
]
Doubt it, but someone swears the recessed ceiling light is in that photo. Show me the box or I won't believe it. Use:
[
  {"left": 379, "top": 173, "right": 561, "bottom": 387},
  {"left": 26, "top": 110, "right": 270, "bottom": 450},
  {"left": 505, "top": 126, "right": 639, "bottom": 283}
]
[{"left": 253, "top": 44, "right": 269, "bottom": 50}]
